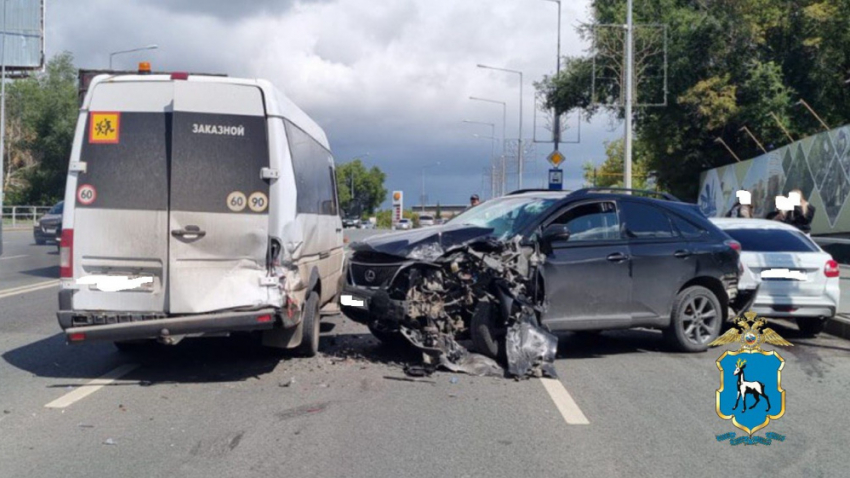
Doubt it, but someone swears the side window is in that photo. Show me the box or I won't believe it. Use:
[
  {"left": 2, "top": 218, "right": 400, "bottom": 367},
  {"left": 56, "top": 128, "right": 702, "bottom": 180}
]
[
  {"left": 285, "top": 120, "right": 337, "bottom": 216},
  {"left": 550, "top": 201, "right": 621, "bottom": 242},
  {"left": 670, "top": 214, "right": 708, "bottom": 239},
  {"left": 620, "top": 201, "right": 675, "bottom": 239}
]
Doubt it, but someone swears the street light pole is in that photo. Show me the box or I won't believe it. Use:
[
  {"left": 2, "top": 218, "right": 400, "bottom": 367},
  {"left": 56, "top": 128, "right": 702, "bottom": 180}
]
[
  {"left": 624, "top": 0, "right": 634, "bottom": 189},
  {"left": 420, "top": 162, "right": 440, "bottom": 212},
  {"left": 769, "top": 111, "right": 795, "bottom": 143},
  {"left": 469, "top": 97, "right": 507, "bottom": 195},
  {"left": 795, "top": 99, "right": 831, "bottom": 132},
  {"left": 478, "top": 64, "right": 523, "bottom": 189},
  {"left": 109, "top": 44, "right": 158, "bottom": 70},
  {"left": 543, "top": 0, "right": 562, "bottom": 150}
]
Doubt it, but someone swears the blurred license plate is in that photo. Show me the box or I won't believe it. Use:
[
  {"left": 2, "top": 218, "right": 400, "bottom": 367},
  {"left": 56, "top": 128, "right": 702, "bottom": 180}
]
[
  {"left": 761, "top": 268, "right": 807, "bottom": 281},
  {"left": 45, "top": 228, "right": 56, "bottom": 234}
]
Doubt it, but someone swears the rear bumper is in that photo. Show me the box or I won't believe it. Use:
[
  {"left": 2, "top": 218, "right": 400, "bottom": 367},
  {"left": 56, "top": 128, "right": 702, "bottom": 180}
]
[
  {"left": 750, "top": 303, "right": 836, "bottom": 319},
  {"left": 57, "top": 308, "right": 279, "bottom": 344}
]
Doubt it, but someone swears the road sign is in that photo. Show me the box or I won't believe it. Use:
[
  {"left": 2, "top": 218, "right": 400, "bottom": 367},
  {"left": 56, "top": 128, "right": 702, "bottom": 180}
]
[
  {"left": 548, "top": 169, "right": 563, "bottom": 191},
  {"left": 547, "top": 150, "right": 565, "bottom": 167}
]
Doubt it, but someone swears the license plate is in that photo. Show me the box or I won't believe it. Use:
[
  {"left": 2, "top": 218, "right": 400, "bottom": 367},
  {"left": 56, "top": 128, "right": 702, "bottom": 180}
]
[
  {"left": 760, "top": 268, "right": 807, "bottom": 281},
  {"left": 44, "top": 228, "right": 56, "bottom": 234}
]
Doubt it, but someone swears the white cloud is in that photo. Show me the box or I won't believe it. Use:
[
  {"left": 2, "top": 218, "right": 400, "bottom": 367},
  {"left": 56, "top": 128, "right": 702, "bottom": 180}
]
[{"left": 46, "top": 0, "right": 621, "bottom": 206}]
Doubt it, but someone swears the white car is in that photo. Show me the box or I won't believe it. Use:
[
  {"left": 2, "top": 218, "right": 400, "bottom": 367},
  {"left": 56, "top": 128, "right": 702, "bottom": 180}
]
[
  {"left": 711, "top": 218, "right": 839, "bottom": 336},
  {"left": 418, "top": 214, "right": 435, "bottom": 227},
  {"left": 395, "top": 219, "right": 412, "bottom": 230}
]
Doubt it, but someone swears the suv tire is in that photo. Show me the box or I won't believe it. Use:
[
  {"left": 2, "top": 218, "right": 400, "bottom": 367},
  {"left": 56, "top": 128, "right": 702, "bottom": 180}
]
[
  {"left": 796, "top": 317, "right": 828, "bottom": 337},
  {"left": 471, "top": 301, "right": 506, "bottom": 360},
  {"left": 297, "top": 291, "right": 321, "bottom": 357},
  {"left": 665, "top": 285, "right": 722, "bottom": 352}
]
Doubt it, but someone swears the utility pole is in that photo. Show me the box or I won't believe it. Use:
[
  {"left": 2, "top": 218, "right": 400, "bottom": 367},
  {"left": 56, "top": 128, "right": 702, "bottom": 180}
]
[{"left": 623, "top": 0, "right": 634, "bottom": 189}]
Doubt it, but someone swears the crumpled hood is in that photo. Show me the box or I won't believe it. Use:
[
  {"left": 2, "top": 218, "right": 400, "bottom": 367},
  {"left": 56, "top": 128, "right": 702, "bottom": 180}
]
[{"left": 350, "top": 223, "right": 495, "bottom": 260}]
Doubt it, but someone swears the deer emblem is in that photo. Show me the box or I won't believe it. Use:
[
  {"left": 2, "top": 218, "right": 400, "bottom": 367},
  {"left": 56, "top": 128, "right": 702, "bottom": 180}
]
[{"left": 732, "top": 359, "right": 771, "bottom": 413}]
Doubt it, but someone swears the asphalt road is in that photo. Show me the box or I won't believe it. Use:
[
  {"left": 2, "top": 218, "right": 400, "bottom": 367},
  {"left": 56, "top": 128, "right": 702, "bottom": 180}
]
[{"left": 1, "top": 227, "right": 849, "bottom": 477}]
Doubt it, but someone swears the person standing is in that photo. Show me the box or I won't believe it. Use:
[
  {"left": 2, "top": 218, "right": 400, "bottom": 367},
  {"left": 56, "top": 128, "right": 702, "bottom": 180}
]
[
  {"left": 468, "top": 194, "right": 480, "bottom": 209},
  {"left": 782, "top": 189, "right": 815, "bottom": 234}
]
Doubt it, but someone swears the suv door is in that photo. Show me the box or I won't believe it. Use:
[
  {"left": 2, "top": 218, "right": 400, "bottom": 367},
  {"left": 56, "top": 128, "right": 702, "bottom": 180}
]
[
  {"left": 540, "top": 200, "right": 632, "bottom": 330},
  {"left": 619, "top": 200, "right": 695, "bottom": 323}
]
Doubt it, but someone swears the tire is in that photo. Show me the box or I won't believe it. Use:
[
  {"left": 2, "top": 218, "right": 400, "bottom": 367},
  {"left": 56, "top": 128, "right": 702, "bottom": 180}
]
[
  {"left": 297, "top": 291, "right": 321, "bottom": 357},
  {"left": 664, "top": 285, "right": 723, "bottom": 353},
  {"left": 471, "top": 301, "right": 506, "bottom": 360},
  {"left": 796, "top": 317, "right": 828, "bottom": 337}
]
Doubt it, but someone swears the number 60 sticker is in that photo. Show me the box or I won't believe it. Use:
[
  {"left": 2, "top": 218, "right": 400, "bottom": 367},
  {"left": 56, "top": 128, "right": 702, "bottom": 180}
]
[
  {"left": 77, "top": 184, "right": 97, "bottom": 205},
  {"left": 227, "top": 191, "right": 247, "bottom": 212},
  {"left": 248, "top": 192, "right": 268, "bottom": 212}
]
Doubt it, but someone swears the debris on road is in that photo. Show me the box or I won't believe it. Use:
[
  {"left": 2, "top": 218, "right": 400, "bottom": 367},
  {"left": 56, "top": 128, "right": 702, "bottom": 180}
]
[
  {"left": 103, "top": 438, "right": 117, "bottom": 446},
  {"left": 383, "top": 376, "right": 436, "bottom": 384},
  {"left": 279, "top": 377, "right": 296, "bottom": 388}
]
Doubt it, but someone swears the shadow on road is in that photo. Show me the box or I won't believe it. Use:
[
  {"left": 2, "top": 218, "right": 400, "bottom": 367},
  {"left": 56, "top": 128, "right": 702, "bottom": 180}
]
[
  {"left": 19, "top": 265, "right": 59, "bottom": 279},
  {"left": 554, "top": 329, "right": 667, "bottom": 360}
]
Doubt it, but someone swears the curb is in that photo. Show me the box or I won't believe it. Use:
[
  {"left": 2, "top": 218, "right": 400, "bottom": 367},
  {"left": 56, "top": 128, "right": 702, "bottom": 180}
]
[{"left": 826, "top": 314, "right": 850, "bottom": 340}]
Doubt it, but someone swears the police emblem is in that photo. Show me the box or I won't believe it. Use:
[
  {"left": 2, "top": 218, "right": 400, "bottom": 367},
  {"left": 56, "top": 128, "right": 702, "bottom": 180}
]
[{"left": 709, "top": 311, "right": 792, "bottom": 445}]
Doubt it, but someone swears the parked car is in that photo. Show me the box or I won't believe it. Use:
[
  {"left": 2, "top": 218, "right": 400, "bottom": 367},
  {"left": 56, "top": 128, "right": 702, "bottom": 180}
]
[
  {"left": 711, "top": 217, "right": 839, "bottom": 337},
  {"left": 341, "top": 188, "right": 750, "bottom": 368},
  {"left": 342, "top": 217, "right": 360, "bottom": 229},
  {"left": 57, "top": 72, "right": 344, "bottom": 357},
  {"left": 394, "top": 218, "right": 412, "bottom": 230},
  {"left": 418, "top": 214, "right": 435, "bottom": 227},
  {"left": 360, "top": 220, "right": 375, "bottom": 229},
  {"left": 34, "top": 201, "right": 63, "bottom": 245}
]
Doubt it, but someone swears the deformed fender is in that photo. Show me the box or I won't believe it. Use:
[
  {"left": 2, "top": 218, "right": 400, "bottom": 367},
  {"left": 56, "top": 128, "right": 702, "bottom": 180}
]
[
  {"left": 262, "top": 266, "right": 321, "bottom": 349},
  {"left": 306, "top": 266, "right": 321, "bottom": 300}
]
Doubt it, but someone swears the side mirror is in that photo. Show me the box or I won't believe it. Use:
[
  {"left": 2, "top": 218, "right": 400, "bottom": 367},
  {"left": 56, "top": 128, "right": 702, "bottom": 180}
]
[{"left": 542, "top": 224, "right": 571, "bottom": 243}]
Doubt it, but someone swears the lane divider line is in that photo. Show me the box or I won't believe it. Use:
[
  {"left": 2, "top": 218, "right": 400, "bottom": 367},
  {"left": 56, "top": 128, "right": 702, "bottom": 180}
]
[
  {"left": 0, "top": 279, "right": 60, "bottom": 299},
  {"left": 45, "top": 364, "right": 140, "bottom": 409},
  {"left": 0, "top": 254, "right": 28, "bottom": 261},
  {"left": 540, "top": 377, "right": 590, "bottom": 425}
]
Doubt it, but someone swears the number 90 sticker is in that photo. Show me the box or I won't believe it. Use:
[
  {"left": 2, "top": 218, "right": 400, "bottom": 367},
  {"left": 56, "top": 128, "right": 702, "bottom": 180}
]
[
  {"left": 77, "top": 184, "right": 97, "bottom": 205},
  {"left": 248, "top": 192, "right": 268, "bottom": 213},
  {"left": 227, "top": 191, "right": 247, "bottom": 212}
]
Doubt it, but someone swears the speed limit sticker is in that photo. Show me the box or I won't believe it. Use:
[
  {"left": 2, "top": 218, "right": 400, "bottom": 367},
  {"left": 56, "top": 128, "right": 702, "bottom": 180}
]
[
  {"left": 77, "top": 184, "right": 97, "bottom": 205},
  {"left": 248, "top": 192, "right": 268, "bottom": 213},
  {"left": 226, "top": 191, "right": 247, "bottom": 212}
]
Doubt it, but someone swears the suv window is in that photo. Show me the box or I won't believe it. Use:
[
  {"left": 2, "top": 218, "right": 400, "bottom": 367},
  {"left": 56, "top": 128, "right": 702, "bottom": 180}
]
[
  {"left": 670, "top": 214, "right": 708, "bottom": 239},
  {"left": 550, "top": 201, "right": 620, "bottom": 242},
  {"left": 620, "top": 201, "right": 675, "bottom": 239}
]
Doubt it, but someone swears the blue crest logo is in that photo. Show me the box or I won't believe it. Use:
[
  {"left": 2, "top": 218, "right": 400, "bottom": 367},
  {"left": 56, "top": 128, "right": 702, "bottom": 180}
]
[{"left": 710, "top": 312, "right": 791, "bottom": 444}]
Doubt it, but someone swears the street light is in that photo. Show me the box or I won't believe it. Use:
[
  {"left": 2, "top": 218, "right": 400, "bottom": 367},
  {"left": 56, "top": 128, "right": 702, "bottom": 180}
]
[
  {"left": 738, "top": 126, "right": 767, "bottom": 154},
  {"left": 478, "top": 64, "right": 524, "bottom": 189},
  {"left": 420, "top": 162, "right": 440, "bottom": 212},
  {"left": 714, "top": 137, "right": 741, "bottom": 163},
  {"left": 768, "top": 111, "right": 795, "bottom": 143},
  {"left": 469, "top": 96, "right": 507, "bottom": 195},
  {"left": 109, "top": 44, "right": 158, "bottom": 70}
]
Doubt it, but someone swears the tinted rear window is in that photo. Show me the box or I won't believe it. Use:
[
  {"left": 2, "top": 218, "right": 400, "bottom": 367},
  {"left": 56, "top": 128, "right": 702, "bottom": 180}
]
[{"left": 725, "top": 228, "right": 818, "bottom": 252}]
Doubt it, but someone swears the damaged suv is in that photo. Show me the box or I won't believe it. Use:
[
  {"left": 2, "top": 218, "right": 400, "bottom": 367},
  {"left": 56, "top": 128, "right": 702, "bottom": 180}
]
[{"left": 340, "top": 189, "right": 750, "bottom": 377}]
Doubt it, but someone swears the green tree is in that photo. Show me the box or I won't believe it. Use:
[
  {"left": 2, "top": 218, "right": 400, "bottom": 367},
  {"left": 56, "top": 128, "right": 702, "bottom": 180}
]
[
  {"left": 335, "top": 159, "right": 387, "bottom": 217},
  {"left": 582, "top": 138, "right": 649, "bottom": 189},
  {"left": 539, "top": 0, "right": 850, "bottom": 200},
  {"left": 3, "top": 52, "right": 78, "bottom": 205}
]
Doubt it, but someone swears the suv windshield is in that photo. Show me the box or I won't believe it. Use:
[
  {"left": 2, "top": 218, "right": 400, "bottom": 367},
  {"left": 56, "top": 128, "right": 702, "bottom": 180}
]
[{"left": 447, "top": 196, "right": 558, "bottom": 239}]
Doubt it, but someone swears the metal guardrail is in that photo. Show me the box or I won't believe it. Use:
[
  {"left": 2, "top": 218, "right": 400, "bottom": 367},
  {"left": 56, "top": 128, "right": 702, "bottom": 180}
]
[{"left": 1, "top": 206, "right": 52, "bottom": 228}]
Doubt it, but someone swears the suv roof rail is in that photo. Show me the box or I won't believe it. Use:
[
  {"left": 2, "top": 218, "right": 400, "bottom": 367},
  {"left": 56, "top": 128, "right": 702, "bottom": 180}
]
[
  {"left": 573, "top": 187, "right": 681, "bottom": 202},
  {"left": 506, "top": 189, "right": 572, "bottom": 196}
]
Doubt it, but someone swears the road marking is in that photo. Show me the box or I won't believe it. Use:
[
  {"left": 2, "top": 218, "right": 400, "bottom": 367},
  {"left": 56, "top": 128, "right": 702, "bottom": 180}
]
[
  {"left": 0, "top": 280, "right": 60, "bottom": 299},
  {"left": 0, "top": 254, "right": 28, "bottom": 261},
  {"left": 540, "top": 377, "right": 590, "bottom": 425},
  {"left": 45, "top": 364, "right": 140, "bottom": 409}
]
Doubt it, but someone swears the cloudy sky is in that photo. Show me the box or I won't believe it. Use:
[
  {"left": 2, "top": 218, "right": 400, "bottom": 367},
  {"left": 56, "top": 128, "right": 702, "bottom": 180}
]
[{"left": 46, "top": 0, "right": 622, "bottom": 207}]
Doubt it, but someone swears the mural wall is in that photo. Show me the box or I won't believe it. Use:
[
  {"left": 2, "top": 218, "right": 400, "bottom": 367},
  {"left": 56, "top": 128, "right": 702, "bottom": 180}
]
[{"left": 698, "top": 124, "right": 850, "bottom": 236}]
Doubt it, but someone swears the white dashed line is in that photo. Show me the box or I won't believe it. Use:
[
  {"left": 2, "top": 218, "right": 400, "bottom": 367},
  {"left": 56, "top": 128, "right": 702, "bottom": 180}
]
[
  {"left": 45, "top": 364, "right": 140, "bottom": 409},
  {"left": 0, "top": 280, "right": 60, "bottom": 299},
  {"left": 0, "top": 254, "right": 28, "bottom": 261},
  {"left": 540, "top": 378, "right": 590, "bottom": 425}
]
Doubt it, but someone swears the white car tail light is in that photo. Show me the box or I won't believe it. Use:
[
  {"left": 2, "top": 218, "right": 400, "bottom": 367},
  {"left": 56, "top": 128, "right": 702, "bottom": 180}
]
[{"left": 824, "top": 259, "right": 840, "bottom": 278}]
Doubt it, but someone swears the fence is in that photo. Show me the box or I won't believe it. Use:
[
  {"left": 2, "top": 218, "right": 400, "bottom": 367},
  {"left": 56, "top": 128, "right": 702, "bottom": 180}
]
[{"left": 1, "top": 206, "right": 52, "bottom": 228}]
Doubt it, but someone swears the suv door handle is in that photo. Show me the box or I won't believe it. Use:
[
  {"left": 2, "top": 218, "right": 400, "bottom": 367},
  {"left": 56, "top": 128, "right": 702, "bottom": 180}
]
[
  {"left": 674, "top": 249, "right": 691, "bottom": 258},
  {"left": 607, "top": 252, "right": 628, "bottom": 263},
  {"left": 171, "top": 225, "right": 206, "bottom": 239}
]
